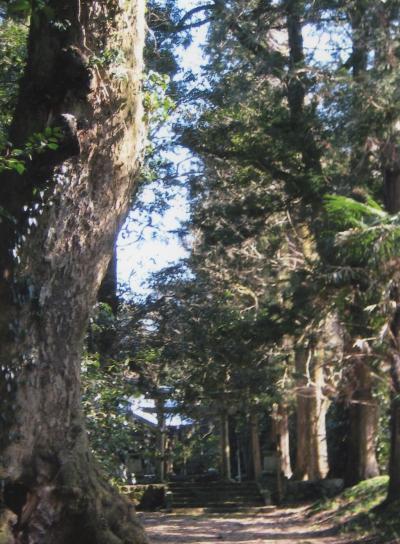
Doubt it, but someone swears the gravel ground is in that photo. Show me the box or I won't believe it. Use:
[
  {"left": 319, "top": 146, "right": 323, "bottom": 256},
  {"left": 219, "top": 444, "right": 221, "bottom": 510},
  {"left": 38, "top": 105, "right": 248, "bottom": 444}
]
[{"left": 138, "top": 506, "right": 353, "bottom": 544}]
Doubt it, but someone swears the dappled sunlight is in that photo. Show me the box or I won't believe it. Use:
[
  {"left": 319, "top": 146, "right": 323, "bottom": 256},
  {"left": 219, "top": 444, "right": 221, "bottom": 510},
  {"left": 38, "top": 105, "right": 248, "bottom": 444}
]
[{"left": 139, "top": 508, "right": 351, "bottom": 543}]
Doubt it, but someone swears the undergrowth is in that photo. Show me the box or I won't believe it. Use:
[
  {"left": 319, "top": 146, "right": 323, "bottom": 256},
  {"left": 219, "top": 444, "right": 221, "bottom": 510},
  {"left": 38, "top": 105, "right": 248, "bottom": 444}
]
[{"left": 309, "top": 476, "right": 400, "bottom": 543}]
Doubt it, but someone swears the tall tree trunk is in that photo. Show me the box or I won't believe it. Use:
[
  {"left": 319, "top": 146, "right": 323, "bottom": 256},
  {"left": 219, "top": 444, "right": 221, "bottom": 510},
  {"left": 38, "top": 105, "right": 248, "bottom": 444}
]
[
  {"left": 348, "top": 1, "right": 370, "bottom": 184},
  {"left": 342, "top": 2, "right": 380, "bottom": 487},
  {"left": 387, "top": 307, "right": 400, "bottom": 502},
  {"left": 0, "top": 1, "right": 148, "bottom": 542},
  {"left": 346, "top": 360, "right": 379, "bottom": 486},
  {"left": 155, "top": 398, "right": 167, "bottom": 482},
  {"left": 98, "top": 246, "right": 119, "bottom": 314},
  {"left": 249, "top": 412, "right": 262, "bottom": 481},
  {"left": 272, "top": 404, "right": 293, "bottom": 479},
  {"left": 219, "top": 411, "right": 231, "bottom": 480},
  {"left": 374, "top": 3, "right": 400, "bottom": 503},
  {"left": 285, "top": 0, "right": 322, "bottom": 198},
  {"left": 294, "top": 347, "right": 329, "bottom": 480}
]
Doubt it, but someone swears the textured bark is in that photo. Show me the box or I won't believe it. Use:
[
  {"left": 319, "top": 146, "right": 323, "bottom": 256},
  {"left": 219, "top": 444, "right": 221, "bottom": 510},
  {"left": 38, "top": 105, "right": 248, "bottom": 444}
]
[
  {"left": 380, "top": 0, "right": 400, "bottom": 500},
  {"left": 294, "top": 348, "right": 329, "bottom": 481},
  {"left": 380, "top": 54, "right": 400, "bottom": 502},
  {"left": 0, "top": 1, "right": 148, "bottom": 542},
  {"left": 98, "top": 246, "right": 119, "bottom": 314},
  {"left": 272, "top": 404, "right": 292, "bottom": 479},
  {"left": 342, "top": 3, "right": 380, "bottom": 487},
  {"left": 346, "top": 361, "right": 379, "bottom": 486},
  {"left": 388, "top": 310, "right": 400, "bottom": 502},
  {"left": 249, "top": 413, "right": 262, "bottom": 481}
]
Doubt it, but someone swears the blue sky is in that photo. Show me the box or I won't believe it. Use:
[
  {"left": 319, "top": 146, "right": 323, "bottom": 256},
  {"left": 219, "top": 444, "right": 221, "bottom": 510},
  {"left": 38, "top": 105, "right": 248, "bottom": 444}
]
[
  {"left": 118, "top": 0, "right": 207, "bottom": 296},
  {"left": 117, "top": 1, "right": 346, "bottom": 297}
]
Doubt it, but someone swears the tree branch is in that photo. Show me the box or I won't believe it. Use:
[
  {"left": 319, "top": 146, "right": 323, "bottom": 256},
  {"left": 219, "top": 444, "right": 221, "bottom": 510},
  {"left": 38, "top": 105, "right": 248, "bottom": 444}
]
[{"left": 177, "top": 4, "right": 215, "bottom": 28}]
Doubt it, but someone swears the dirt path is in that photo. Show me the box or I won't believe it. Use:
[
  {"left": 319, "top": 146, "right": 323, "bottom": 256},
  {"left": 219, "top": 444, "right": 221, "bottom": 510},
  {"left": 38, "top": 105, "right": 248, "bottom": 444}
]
[{"left": 139, "top": 506, "right": 353, "bottom": 544}]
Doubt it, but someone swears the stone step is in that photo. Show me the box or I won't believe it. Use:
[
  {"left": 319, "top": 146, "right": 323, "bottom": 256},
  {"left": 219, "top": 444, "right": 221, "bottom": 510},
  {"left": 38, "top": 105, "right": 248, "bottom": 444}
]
[
  {"left": 172, "top": 504, "right": 265, "bottom": 511},
  {"left": 166, "top": 481, "right": 264, "bottom": 510},
  {"left": 169, "top": 486, "right": 260, "bottom": 494},
  {"left": 172, "top": 501, "right": 264, "bottom": 508},
  {"left": 168, "top": 482, "right": 258, "bottom": 488},
  {"left": 171, "top": 496, "right": 264, "bottom": 503},
  {"left": 171, "top": 494, "right": 261, "bottom": 502},
  {"left": 169, "top": 488, "right": 260, "bottom": 494}
]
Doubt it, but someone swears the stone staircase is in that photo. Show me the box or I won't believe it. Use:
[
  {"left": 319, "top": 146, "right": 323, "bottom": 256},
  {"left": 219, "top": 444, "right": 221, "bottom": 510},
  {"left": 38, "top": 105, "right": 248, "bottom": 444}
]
[{"left": 167, "top": 480, "right": 265, "bottom": 511}]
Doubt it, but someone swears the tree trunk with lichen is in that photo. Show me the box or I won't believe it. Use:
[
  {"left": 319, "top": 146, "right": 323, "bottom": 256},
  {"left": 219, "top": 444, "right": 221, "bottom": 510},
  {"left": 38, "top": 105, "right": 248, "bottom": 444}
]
[
  {"left": 294, "top": 347, "right": 329, "bottom": 481},
  {"left": 272, "top": 404, "right": 292, "bottom": 479},
  {"left": 385, "top": 174, "right": 400, "bottom": 503},
  {"left": 346, "top": 360, "right": 379, "bottom": 486},
  {"left": 0, "top": 1, "right": 148, "bottom": 543}
]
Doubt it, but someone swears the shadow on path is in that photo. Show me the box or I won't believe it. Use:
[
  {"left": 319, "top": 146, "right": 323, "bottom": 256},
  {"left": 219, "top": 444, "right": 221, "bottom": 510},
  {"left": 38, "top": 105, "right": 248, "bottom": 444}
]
[{"left": 139, "top": 507, "right": 350, "bottom": 544}]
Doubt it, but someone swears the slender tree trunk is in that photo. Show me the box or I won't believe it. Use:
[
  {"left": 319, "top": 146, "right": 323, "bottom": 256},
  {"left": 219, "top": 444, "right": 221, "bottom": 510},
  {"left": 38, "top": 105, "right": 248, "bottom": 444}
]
[
  {"left": 272, "top": 404, "right": 293, "bottom": 479},
  {"left": 219, "top": 412, "right": 231, "bottom": 480},
  {"left": 346, "top": 360, "right": 379, "bottom": 486},
  {"left": 249, "top": 412, "right": 262, "bottom": 481},
  {"left": 156, "top": 399, "right": 167, "bottom": 482},
  {"left": 0, "top": 1, "right": 148, "bottom": 542},
  {"left": 294, "top": 347, "right": 329, "bottom": 480}
]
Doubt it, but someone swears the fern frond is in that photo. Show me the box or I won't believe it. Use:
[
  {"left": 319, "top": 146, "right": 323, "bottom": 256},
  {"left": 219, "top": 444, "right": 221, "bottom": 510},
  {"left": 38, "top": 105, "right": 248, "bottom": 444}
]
[{"left": 324, "top": 194, "right": 387, "bottom": 229}]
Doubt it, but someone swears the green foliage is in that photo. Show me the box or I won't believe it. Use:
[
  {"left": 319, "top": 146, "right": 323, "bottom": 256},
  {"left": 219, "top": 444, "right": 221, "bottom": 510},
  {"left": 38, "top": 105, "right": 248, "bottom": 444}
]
[
  {"left": 3, "top": 0, "right": 55, "bottom": 21},
  {"left": 81, "top": 352, "right": 136, "bottom": 480},
  {"left": 324, "top": 195, "right": 386, "bottom": 229},
  {"left": 143, "top": 71, "right": 175, "bottom": 125},
  {"left": 0, "top": 13, "right": 27, "bottom": 140},
  {"left": 323, "top": 194, "right": 400, "bottom": 271},
  {"left": 0, "top": 127, "right": 63, "bottom": 174}
]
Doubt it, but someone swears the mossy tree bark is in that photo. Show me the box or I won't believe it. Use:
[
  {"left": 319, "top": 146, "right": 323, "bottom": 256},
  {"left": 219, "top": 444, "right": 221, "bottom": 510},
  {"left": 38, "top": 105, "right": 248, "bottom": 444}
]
[
  {"left": 294, "top": 347, "right": 329, "bottom": 481},
  {"left": 377, "top": 7, "right": 400, "bottom": 503},
  {"left": 387, "top": 247, "right": 400, "bottom": 504},
  {"left": 346, "top": 360, "right": 379, "bottom": 486},
  {"left": 272, "top": 404, "right": 292, "bottom": 479},
  {"left": 0, "top": 1, "right": 148, "bottom": 543}
]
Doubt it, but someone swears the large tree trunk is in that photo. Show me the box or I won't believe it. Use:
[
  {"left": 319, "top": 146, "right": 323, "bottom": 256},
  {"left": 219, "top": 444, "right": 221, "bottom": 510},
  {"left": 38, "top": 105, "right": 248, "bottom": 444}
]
[
  {"left": 294, "top": 347, "right": 329, "bottom": 481},
  {"left": 387, "top": 308, "right": 400, "bottom": 502},
  {"left": 249, "top": 412, "right": 262, "bottom": 481},
  {"left": 272, "top": 404, "right": 293, "bottom": 479},
  {"left": 0, "top": 1, "right": 148, "bottom": 543},
  {"left": 380, "top": 79, "right": 400, "bottom": 498},
  {"left": 346, "top": 360, "right": 379, "bottom": 486},
  {"left": 373, "top": 0, "right": 400, "bottom": 503}
]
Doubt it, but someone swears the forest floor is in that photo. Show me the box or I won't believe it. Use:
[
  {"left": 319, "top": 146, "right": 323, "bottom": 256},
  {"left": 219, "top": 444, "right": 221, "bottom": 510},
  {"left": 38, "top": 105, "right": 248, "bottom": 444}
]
[
  {"left": 139, "top": 505, "right": 356, "bottom": 544},
  {"left": 139, "top": 477, "right": 400, "bottom": 543}
]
